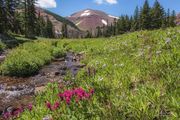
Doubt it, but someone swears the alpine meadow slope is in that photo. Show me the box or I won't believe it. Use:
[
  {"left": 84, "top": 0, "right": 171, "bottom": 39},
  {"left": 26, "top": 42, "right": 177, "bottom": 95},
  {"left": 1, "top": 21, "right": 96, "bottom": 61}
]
[
  {"left": 0, "top": 0, "right": 180, "bottom": 119},
  {"left": 1, "top": 27, "right": 179, "bottom": 119}
]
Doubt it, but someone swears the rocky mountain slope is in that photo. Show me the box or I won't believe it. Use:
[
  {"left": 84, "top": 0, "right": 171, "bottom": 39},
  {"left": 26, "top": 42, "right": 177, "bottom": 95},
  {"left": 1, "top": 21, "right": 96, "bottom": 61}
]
[
  {"left": 67, "top": 9, "right": 118, "bottom": 32},
  {"left": 36, "top": 8, "right": 84, "bottom": 38}
]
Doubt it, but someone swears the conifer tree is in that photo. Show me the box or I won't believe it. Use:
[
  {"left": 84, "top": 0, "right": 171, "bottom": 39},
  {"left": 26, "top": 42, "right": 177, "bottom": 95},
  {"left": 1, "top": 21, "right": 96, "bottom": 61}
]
[
  {"left": 62, "top": 23, "right": 68, "bottom": 38},
  {"left": 40, "top": 16, "right": 47, "bottom": 37},
  {"left": 13, "top": 12, "right": 23, "bottom": 34},
  {"left": 5, "top": 0, "right": 16, "bottom": 32},
  {"left": 140, "top": 0, "right": 151, "bottom": 30},
  {"left": 46, "top": 17, "right": 54, "bottom": 38},
  {"left": 24, "top": 0, "right": 37, "bottom": 38},
  {"left": 169, "top": 10, "right": 176, "bottom": 27},
  {"left": 132, "top": 6, "right": 140, "bottom": 31},
  {"left": 117, "top": 16, "right": 126, "bottom": 34},
  {"left": 124, "top": 15, "right": 131, "bottom": 31},
  {"left": 113, "top": 18, "right": 118, "bottom": 35},
  {"left": 151, "top": 0, "right": 165, "bottom": 29},
  {"left": 166, "top": 9, "right": 171, "bottom": 27},
  {"left": 0, "top": 0, "right": 6, "bottom": 33},
  {"left": 96, "top": 26, "right": 102, "bottom": 37},
  {"left": 85, "top": 30, "right": 92, "bottom": 38}
]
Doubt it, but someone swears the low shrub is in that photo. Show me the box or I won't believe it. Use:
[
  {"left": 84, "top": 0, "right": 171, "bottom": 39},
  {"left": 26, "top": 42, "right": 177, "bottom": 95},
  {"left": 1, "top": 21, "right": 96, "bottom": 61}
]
[{"left": 0, "top": 41, "right": 65, "bottom": 77}]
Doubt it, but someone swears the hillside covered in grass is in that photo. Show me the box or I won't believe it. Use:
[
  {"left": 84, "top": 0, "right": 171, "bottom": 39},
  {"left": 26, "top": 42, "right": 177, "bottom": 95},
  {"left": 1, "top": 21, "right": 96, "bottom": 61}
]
[{"left": 1, "top": 27, "right": 180, "bottom": 119}]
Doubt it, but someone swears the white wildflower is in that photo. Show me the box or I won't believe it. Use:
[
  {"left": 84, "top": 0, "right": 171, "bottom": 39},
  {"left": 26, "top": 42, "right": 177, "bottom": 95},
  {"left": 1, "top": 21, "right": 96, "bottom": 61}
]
[
  {"left": 156, "top": 51, "right": 162, "bottom": 54},
  {"left": 119, "top": 64, "right": 124, "bottom": 67},
  {"left": 102, "top": 64, "right": 107, "bottom": 68},
  {"left": 165, "top": 38, "right": 171, "bottom": 44},
  {"left": 98, "top": 76, "right": 104, "bottom": 81},
  {"left": 167, "top": 31, "right": 171, "bottom": 35},
  {"left": 43, "top": 115, "right": 52, "bottom": 120}
]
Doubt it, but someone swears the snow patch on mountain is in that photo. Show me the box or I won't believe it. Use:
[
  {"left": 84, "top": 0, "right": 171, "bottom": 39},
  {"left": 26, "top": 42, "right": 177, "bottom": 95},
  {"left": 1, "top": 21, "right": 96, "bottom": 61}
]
[
  {"left": 102, "top": 19, "right": 107, "bottom": 26},
  {"left": 108, "top": 15, "right": 119, "bottom": 19},
  {"left": 81, "top": 10, "right": 91, "bottom": 17},
  {"left": 84, "top": 10, "right": 90, "bottom": 13}
]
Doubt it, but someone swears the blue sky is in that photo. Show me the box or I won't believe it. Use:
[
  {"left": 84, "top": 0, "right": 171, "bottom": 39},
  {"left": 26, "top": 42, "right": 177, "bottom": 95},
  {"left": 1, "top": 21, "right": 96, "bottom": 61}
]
[{"left": 37, "top": 0, "right": 180, "bottom": 17}]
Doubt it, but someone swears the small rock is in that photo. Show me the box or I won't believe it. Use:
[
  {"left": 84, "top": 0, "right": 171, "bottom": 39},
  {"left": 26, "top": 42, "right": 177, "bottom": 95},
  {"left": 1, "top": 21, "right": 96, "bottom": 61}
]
[
  {"left": 60, "top": 70, "right": 66, "bottom": 76},
  {"left": 6, "top": 106, "right": 14, "bottom": 113},
  {"left": 59, "top": 66, "right": 67, "bottom": 70},
  {"left": 54, "top": 71, "right": 60, "bottom": 76},
  {"left": 0, "top": 55, "right": 6, "bottom": 62}
]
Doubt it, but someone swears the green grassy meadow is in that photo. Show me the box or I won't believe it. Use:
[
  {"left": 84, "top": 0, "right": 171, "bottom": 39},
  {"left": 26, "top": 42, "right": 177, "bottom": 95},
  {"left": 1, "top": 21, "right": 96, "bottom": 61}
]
[{"left": 1, "top": 27, "right": 180, "bottom": 119}]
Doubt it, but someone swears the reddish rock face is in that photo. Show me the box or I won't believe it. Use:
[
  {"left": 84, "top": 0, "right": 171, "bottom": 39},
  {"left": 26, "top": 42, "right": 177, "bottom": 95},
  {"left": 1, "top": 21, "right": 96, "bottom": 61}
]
[
  {"left": 67, "top": 9, "right": 119, "bottom": 32},
  {"left": 176, "top": 13, "right": 180, "bottom": 25}
]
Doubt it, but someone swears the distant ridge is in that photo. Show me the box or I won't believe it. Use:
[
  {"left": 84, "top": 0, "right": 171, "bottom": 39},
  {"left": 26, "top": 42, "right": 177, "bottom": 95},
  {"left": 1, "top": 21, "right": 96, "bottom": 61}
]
[
  {"left": 36, "top": 7, "right": 83, "bottom": 38},
  {"left": 43, "top": 9, "right": 80, "bottom": 30}
]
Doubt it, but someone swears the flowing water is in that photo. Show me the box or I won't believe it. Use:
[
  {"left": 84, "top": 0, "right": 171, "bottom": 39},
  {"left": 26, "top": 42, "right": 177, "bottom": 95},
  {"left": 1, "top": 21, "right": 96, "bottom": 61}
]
[{"left": 0, "top": 52, "right": 85, "bottom": 117}]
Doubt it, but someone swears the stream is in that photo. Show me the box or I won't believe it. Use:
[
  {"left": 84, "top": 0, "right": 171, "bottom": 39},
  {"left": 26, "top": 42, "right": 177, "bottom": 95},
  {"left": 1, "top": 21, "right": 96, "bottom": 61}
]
[{"left": 0, "top": 52, "right": 85, "bottom": 117}]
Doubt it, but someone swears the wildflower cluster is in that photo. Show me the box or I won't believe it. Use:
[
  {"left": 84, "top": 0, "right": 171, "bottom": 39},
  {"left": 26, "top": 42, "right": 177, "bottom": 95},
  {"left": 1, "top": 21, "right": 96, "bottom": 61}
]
[
  {"left": 45, "top": 101, "right": 60, "bottom": 111},
  {"left": 58, "top": 88, "right": 94, "bottom": 105},
  {"left": 44, "top": 87, "right": 94, "bottom": 111}
]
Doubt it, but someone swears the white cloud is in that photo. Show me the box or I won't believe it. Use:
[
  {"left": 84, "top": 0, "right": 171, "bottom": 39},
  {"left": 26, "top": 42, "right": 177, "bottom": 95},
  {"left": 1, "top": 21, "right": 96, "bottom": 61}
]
[
  {"left": 94, "top": 0, "right": 104, "bottom": 5},
  {"left": 94, "top": 0, "right": 118, "bottom": 5},
  {"left": 37, "top": 0, "right": 57, "bottom": 8},
  {"left": 105, "top": 0, "right": 118, "bottom": 4}
]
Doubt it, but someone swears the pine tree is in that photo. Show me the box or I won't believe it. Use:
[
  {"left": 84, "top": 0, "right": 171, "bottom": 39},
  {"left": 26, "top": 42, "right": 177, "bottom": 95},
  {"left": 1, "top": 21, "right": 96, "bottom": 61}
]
[
  {"left": 166, "top": 9, "right": 171, "bottom": 27},
  {"left": 101, "top": 25, "right": 106, "bottom": 37},
  {"left": 106, "top": 24, "right": 113, "bottom": 37},
  {"left": 124, "top": 15, "right": 131, "bottom": 31},
  {"left": 35, "top": 11, "right": 47, "bottom": 37},
  {"left": 0, "top": 0, "right": 6, "bottom": 33},
  {"left": 36, "top": 12, "right": 42, "bottom": 36},
  {"left": 13, "top": 11, "right": 24, "bottom": 34},
  {"left": 113, "top": 18, "right": 117, "bottom": 35},
  {"left": 45, "top": 17, "right": 54, "bottom": 38},
  {"left": 24, "top": 0, "right": 37, "bottom": 38},
  {"left": 62, "top": 23, "right": 68, "bottom": 38},
  {"left": 140, "top": 0, "right": 151, "bottom": 30},
  {"left": 117, "top": 16, "right": 126, "bottom": 34},
  {"left": 40, "top": 17, "right": 47, "bottom": 37},
  {"left": 161, "top": 12, "right": 166, "bottom": 28},
  {"left": 5, "top": 0, "right": 16, "bottom": 32},
  {"left": 129, "top": 16, "right": 133, "bottom": 31},
  {"left": 96, "top": 26, "right": 102, "bottom": 37},
  {"left": 132, "top": 6, "right": 140, "bottom": 31},
  {"left": 169, "top": 10, "right": 176, "bottom": 27},
  {"left": 12, "top": 0, "right": 24, "bottom": 34},
  {"left": 151, "top": 0, "right": 165, "bottom": 29},
  {"left": 85, "top": 30, "right": 92, "bottom": 38}
]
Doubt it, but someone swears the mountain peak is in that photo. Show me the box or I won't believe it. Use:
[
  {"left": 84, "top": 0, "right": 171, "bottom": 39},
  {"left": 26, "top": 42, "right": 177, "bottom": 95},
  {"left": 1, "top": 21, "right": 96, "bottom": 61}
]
[{"left": 67, "top": 9, "right": 118, "bottom": 32}]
